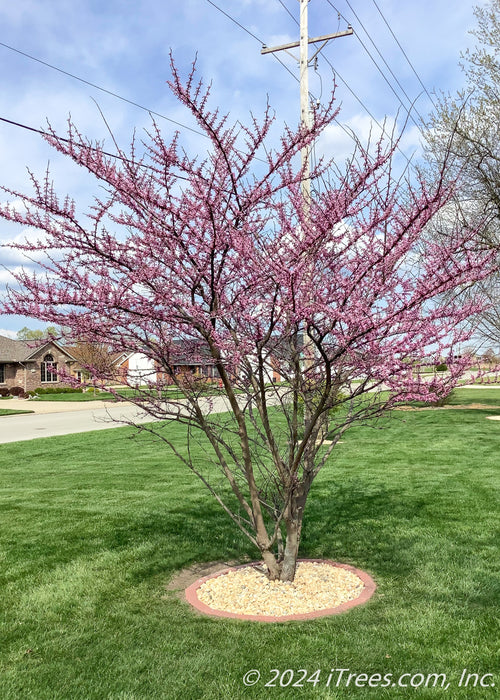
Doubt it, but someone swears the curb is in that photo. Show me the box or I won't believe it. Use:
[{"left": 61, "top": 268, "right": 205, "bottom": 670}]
[{"left": 185, "top": 559, "right": 377, "bottom": 622}]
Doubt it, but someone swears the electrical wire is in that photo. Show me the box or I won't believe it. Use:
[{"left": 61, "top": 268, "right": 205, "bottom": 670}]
[
  {"left": 205, "top": 0, "right": 299, "bottom": 84},
  {"left": 342, "top": 1, "right": 418, "bottom": 112},
  {"left": 277, "top": 0, "right": 299, "bottom": 26},
  {"left": 0, "top": 0, "right": 415, "bottom": 193},
  {"left": 324, "top": 0, "right": 426, "bottom": 133},
  {"left": 341, "top": 0, "right": 426, "bottom": 129},
  {"left": 0, "top": 116, "right": 194, "bottom": 184},
  {"left": 370, "top": 0, "right": 437, "bottom": 109},
  {"left": 0, "top": 41, "right": 207, "bottom": 139},
  {"left": 266, "top": 0, "right": 416, "bottom": 174},
  {"left": 0, "top": 39, "right": 270, "bottom": 166},
  {"left": 0, "top": 115, "right": 318, "bottom": 194}
]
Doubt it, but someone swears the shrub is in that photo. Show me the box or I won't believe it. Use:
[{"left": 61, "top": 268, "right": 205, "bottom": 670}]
[
  {"left": 435, "top": 363, "right": 448, "bottom": 372},
  {"left": 32, "top": 386, "right": 83, "bottom": 394},
  {"left": 9, "top": 386, "right": 25, "bottom": 397},
  {"left": 0, "top": 387, "right": 10, "bottom": 397}
]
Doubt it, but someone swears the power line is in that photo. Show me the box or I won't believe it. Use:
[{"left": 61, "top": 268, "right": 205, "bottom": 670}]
[
  {"left": 0, "top": 116, "right": 262, "bottom": 192},
  {"left": 0, "top": 115, "right": 191, "bottom": 181},
  {"left": 210, "top": 0, "right": 380, "bottom": 155},
  {"left": 342, "top": 0, "right": 426, "bottom": 125},
  {"left": 276, "top": 0, "right": 299, "bottom": 26},
  {"left": 0, "top": 38, "right": 270, "bottom": 166},
  {"left": 369, "top": 0, "right": 437, "bottom": 109},
  {"left": 324, "top": 0, "right": 423, "bottom": 129},
  {"left": 0, "top": 115, "right": 321, "bottom": 195},
  {"left": 267, "top": 0, "right": 415, "bottom": 169},
  {"left": 206, "top": 0, "right": 262, "bottom": 43},
  {"left": 0, "top": 40, "right": 207, "bottom": 139},
  {"left": 205, "top": 0, "right": 300, "bottom": 84},
  {"left": 206, "top": 0, "right": 379, "bottom": 150}
]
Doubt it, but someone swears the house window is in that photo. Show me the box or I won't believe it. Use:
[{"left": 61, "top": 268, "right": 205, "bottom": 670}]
[
  {"left": 41, "top": 354, "right": 58, "bottom": 383},
  {"left": 0, "top": 364, "right": 5, "bottom": 384}
]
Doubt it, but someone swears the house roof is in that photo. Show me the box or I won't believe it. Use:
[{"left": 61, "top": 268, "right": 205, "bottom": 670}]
[
  {"left": 0, "top": 335, "right": 77, "bottom": 363},
  {"left": 0, "top": 335, "right": 31, "bottom": 362}
]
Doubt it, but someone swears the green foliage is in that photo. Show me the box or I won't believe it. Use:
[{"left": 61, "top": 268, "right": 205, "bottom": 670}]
[
  {"left": 297, "top": 385, "right": 347, "bottom": 424},
  {"left": 429, "top": 389, "right": 456, "bottom": 407},
  {"left": 16, "top": 325, "right": 59, "bottom": 341},
  {"left": 435, "top": 363, "right": 448, "bottom": 372},
  {"left": 31, "top": 386, "right": 84, "bottom": 395}
]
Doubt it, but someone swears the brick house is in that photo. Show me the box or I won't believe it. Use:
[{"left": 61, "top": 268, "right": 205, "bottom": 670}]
[
  {"left": 117, "top": 342, "right": 285, "bottom": 386},
  {"left": 0, "top": 335, "right": 80, "bottom": 393},
  {"left": 114, "top": 343, "right": 222, "bottom": 387}
]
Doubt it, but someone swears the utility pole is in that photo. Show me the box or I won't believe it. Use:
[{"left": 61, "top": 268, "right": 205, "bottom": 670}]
[
  {"left": 262, "top": 2, "right": 352, "bottom": 412},
  {"left": 299, "top": 0, "right": 311, "bottom": 211},
  {"left": 262, "top": 1, "right": 352, "bottom": 207}
]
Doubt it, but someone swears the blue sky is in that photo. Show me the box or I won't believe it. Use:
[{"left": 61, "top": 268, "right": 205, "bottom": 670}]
[{"left": 0, "top": 0, "right": 479, "bottom": 337}]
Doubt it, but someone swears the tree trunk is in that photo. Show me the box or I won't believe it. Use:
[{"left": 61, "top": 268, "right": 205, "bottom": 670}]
[
  {"left": 280, "top": 519, "right": 301, "bottom": 582},
  {"left": 279, "top": 484, "right": 311, "bottom": 581},
  {"left": 261, "top": 549, "right": 281, "bottom": 580}
]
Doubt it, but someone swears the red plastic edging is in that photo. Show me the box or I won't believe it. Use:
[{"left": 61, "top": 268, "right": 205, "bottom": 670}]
[{"left": 184, "top": 559, "right": 376, "bottom": 622}]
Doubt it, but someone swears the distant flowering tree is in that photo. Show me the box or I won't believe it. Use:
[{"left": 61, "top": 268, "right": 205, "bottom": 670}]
[{"left": 0, "top": 63, "right": 496, "bottom": 581}]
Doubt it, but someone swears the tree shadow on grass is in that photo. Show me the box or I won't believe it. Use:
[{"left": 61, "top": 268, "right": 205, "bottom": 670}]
[
  {"left": 99, "top": 479, "right": 426, "bottom": 584},
  {"left": 301, "top": 479, "right": 445, "bottom": 578},
  {"left": 105, "top": 498, "right": 255, "bottom": 581}
]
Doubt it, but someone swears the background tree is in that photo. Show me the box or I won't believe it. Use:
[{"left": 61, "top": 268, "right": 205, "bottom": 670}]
[
  {"left": 70, "top": 341, "right": 117, "bottom": 383},
  {"left": 423, "top": 0, "right": 500, "bottom": 347},
  {"left": 0, "top": 62, "right": 495, "bottom": 581},
  {"left": 17, "top": 325, "right": 59, "bottom": 341}
]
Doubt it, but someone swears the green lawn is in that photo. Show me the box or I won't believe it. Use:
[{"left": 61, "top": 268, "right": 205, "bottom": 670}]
[
  {"left": 30, "top": 387, "right": 193, "bottom": 401},
  {"left": 30, "top": 391, "right": 118, "bottom": 401},
  {"left": 0, "top": 408, "right": 34, "bottom": 416},
  {"left": 0, "top": 389, "right": 498, "bottom": 699}
]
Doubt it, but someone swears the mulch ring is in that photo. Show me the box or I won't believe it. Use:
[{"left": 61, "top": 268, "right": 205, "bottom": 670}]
[{"left": 175, "top": 559, "right": 376, "bottom": 622}]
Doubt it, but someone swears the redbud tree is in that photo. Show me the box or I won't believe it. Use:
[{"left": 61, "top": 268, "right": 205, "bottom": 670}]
[{"left": 0, "top": 64, "right": 494, "bottom": 581}]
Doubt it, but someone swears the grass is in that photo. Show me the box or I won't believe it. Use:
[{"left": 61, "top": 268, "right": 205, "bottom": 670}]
[
  {"left": 0, "top": 408, "right": 34, "bottom": 416},
  {"left": 30, "top": 391, "right": 118, "bottom": 401},
  {"left": 0, "top": 388, "right": 498, "bottom": 698},
  {"left": 30, "top": 386, "right": 207, "bottom": 401},
  {"left": 31, "top": 384, "right": 243, "bottom": 403}
]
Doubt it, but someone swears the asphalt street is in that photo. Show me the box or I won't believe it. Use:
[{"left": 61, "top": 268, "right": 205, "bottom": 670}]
[
  {"left": 0, "top": 394, "right": 237, "bottom": 445},
  {"left": 0, "top": 402, "right": 157, "bottom": 444}
]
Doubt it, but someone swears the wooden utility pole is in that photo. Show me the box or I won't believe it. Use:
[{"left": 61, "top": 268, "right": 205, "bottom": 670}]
[
  {"left": 262, "top": 0, "right": 353, "bottom": 329},
  {"left": 262, "top": 1, "right": 353, "bottom": 194},
  {"left": 299, "top": 0, "right": 311, "bottom": 211},
  {"left": 262, "top": 2, "right": 353, "bottom": 418}
]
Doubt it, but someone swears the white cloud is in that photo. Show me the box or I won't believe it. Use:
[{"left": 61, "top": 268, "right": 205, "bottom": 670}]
[
  {"left": 0, "top": 328, "right": 17, "bottom": 339},
  {"left": 0, "top": 266, "right": 25, "bottom": 283},
  {"left": 0, "top": 226, "right": 51, "bottom": 264}
]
